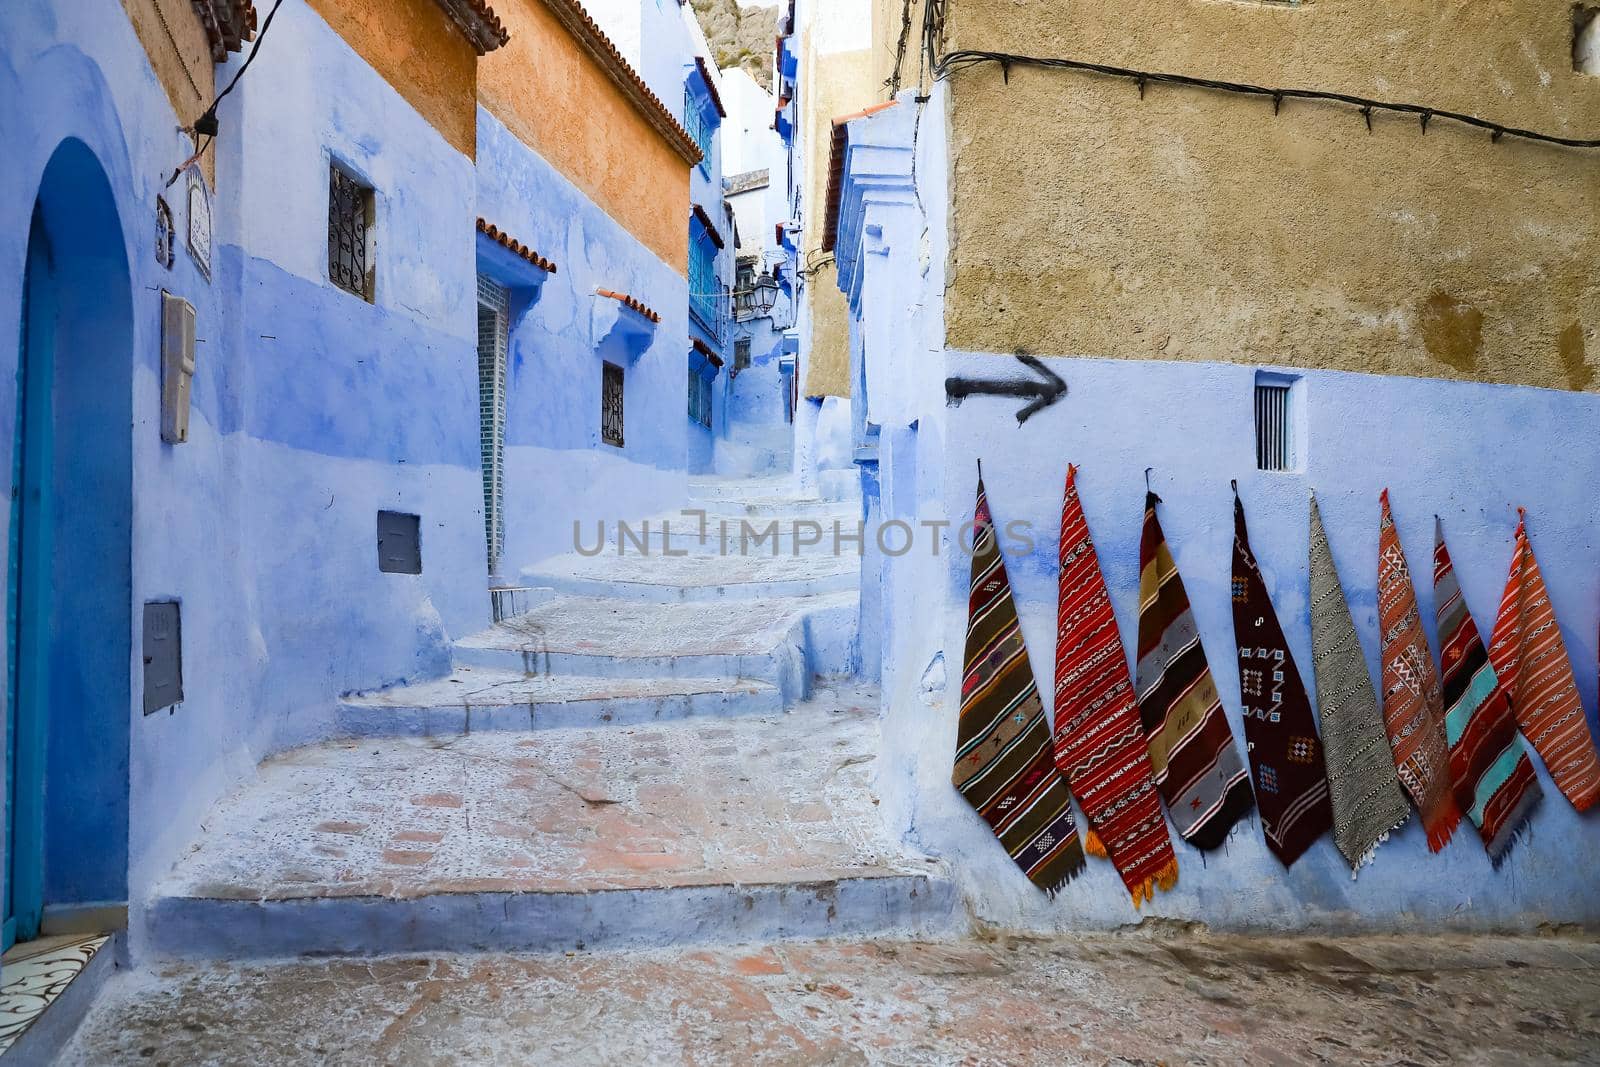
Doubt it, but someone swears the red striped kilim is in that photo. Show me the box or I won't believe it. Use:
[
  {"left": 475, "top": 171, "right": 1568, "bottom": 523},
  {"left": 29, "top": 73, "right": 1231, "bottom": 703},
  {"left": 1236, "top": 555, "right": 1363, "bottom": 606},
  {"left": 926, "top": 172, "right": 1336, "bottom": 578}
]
[
  {"left": 1377, "top": 490, "right": 1461, "bottom": 852},
  {"left": 1053, "top": 466, "right": 1177, "bottom": 907},
  {"left": 953, "top": 474, "right": 1086, "bottom": 894},
  {"left": 1487, "top": 509, "right": 1600, "bottom": 813},
  {"left": 1434, "top": 519, "right": 1541, "bottom": 866},
  {"left": 1135, "top": 492, "right": 1254, "bottom": 849}
]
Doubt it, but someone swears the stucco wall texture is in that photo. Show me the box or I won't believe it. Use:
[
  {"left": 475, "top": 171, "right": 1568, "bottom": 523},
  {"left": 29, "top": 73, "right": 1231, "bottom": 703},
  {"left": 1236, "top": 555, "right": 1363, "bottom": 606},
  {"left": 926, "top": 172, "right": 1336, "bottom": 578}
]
[
  {"left": 306, "top": 0, "right": 478, "bottom": 159},
  {"left": 479, "top": 0, "right": 690, "bottom": 274},
  {"left": 943, "top": 0, "right": 1600, "bottom": 392},
  {"left": 120, "top": 0, "right": 217, "bottom": 184},
  {"left": 802, "top": 47, "right": 874, "bottom": 398}
]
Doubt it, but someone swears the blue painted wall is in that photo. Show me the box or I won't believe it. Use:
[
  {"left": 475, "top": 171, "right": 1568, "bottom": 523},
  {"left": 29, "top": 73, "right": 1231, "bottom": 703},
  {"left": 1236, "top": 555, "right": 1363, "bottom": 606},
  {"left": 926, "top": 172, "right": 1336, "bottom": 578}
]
[
  {"left": 842, "top": 86, "right": 1600, "bottom": 933},
  {"left": 0, "top": 0, "right": 704, "bottom": 956},
  {"left": 476, "top": 107, "right": 691, "bottom": 567}
]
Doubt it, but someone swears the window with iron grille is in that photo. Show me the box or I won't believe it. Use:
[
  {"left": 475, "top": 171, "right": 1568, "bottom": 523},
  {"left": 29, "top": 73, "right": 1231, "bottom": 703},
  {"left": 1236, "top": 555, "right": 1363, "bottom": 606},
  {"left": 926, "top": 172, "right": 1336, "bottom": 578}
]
[
  {"left": 687, "top": 368, "right": 712, "bottom": 428},
  {"left": 689, "top": 231, "right": 717, "bottom": 330},
  {"left": 476, "top": 276, "right": 510, "bottom": 573},
  {"left": 734, "top": 260, "right": 756, "bottom": 319},
  {"left": 1254, "top": 377, "right": 1295, "bottom": 472},
  {"left": 602, "top": 361, "right": 625, "bottom": 447},
  {"left": 683, "top": 88, "right": 713, "bottom": 171},
  {"left": 328, "top": 165, "right": 374, "bottom": 300},
  {"left": 733, "top": 338, "right": 751, "bottom": 376}
]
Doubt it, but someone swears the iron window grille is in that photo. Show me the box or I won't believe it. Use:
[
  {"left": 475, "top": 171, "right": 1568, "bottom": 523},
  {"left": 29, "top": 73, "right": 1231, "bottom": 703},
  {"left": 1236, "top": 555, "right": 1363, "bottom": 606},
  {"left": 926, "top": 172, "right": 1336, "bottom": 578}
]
[
  {"left": 1254, "top": 381, "right": 1294, "bottom": 472},
  {"left": 602, "top": 361, "right": 625, "bottom": 447},
  {"left": 733, "top": 338, "right": 751, "bottom": 375},
  {"left": 689, "top": 231, "right": 718, "bottom": 330},
  {"left": 683, "top": 88, "right": 714, "bottom": 170},
  {"left": 476, "top": 276, "right": 510, "bottom": 573},
  {"left": 328, "top": 165, "right": 374, "bottom": 301},
  {"left": 734, "top": 261, "right": 756, "bottom": 319},
  {"left": 688, "top": 367, "right": 712, "bottom": 428}
]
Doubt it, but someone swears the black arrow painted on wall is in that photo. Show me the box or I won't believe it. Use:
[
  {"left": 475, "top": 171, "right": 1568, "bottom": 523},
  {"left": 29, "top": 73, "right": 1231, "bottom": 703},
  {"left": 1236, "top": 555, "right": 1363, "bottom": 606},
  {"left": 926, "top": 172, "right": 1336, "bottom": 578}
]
[{"left": 945, "top": 354, "right": 1068, "bottom": 425}]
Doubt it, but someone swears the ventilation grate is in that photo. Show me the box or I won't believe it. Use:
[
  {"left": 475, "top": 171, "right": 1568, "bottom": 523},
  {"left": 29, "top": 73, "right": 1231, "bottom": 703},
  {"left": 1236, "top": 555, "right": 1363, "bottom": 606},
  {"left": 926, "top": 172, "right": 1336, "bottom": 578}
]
[{"left": 1254, "top": 381, "right": 1293, "bottom": 472}]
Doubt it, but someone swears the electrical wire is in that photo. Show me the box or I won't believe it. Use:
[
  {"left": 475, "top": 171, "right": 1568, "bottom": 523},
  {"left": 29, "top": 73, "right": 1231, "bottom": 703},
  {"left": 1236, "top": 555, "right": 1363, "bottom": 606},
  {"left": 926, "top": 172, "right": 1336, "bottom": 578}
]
[
  {"left": 934, "top": 49, "right": 1600, "bottom": 151},
  {"left": 166, "top": 0, "right": 289, "bottom": 187}
]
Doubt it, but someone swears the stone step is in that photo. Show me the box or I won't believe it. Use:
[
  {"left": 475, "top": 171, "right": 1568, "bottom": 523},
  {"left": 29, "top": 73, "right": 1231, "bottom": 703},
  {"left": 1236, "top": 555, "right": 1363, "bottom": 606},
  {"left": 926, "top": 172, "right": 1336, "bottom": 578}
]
[
  {"left": 148, "top": 688, "right": 959, "bottom": 960},
  {"left": 337, "top": 669, "right": 784, "bottom": 737},
  {"left": 692, "top": 497, "right": 859, "bottom": 520},
  {"left": 603, "top": 514, "right": 854, "bottom": 556},
  {"left": 452, "top": 592, "right": 858, "bottom": 694},
  {"left": 522, "top": 550, "right": 858, "bottom": 602}
]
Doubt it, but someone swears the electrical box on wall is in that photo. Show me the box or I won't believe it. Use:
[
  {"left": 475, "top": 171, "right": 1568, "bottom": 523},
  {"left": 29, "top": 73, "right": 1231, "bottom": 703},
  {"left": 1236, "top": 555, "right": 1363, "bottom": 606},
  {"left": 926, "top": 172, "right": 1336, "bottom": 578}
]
[
  {"left": 160, "top": 291, "right": 196, "bottom": 443},
  {"left": 377, "top": 510, "right": 422, "bottom": 574},
  {"left": 143, "top": 600, "right": 183, "bottom": 715}
]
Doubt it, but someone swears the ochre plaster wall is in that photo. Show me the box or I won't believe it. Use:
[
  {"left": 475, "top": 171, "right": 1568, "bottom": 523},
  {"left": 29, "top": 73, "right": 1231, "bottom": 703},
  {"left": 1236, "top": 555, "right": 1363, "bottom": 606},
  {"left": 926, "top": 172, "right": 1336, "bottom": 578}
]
[
  {"left": 478, "top": 0, "right": 690, "bottom": 274},
  {"left": 943, "top": 0, "right": 1600, "bottom": 391},
  {"left": 803, "top": 47, "right": 875, "bottom": 398},
  {"left": 307, "top": 0, "right": 478, "bottom": 159},
  {"left": 122, "top": 0, "right": 216, "bottom": 183}
]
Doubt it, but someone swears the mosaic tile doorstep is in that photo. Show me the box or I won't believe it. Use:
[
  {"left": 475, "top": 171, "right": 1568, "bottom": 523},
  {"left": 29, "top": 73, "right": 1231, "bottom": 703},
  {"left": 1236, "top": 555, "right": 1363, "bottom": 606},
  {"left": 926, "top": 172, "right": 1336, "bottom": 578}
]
[{"left": 0, "top": 933, "right": 110, "bottom": 1055}]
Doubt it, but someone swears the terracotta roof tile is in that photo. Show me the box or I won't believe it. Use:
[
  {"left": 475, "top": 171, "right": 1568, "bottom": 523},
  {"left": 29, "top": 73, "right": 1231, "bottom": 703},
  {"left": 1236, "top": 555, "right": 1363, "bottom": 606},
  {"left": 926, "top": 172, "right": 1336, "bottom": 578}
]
[
  {"left": 691, "top": 336, "right": 724, "bottom": 367},
  {"left": 822, "top": 101, "right": 899, "bottom": 253},
  {"left": 597, "top": 288, "right": 661, "bottom": 323},
  {"left": 190, "top": 0, "right": 257, "bottom": 62},
  {"left": 477, "top": 218, "right": 557, "bottom": 273},
  {"left": 691, "top": 204, "right": 725, "bottom": 250},
  {"left": 694, "top": 56, "right": 726, "bottom": 119},
  {"left": 432, "top": 0, "right": 511, "bottom": 54},
  {"left": 539, "top": 0, "right": 702, "bottom": 166}
]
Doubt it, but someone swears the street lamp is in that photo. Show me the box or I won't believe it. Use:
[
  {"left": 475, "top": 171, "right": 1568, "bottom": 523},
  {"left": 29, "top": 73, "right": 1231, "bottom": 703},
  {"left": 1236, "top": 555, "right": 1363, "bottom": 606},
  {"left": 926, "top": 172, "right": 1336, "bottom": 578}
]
[{"left": 752, "top": 273, "right": 779, "bottom": 314}]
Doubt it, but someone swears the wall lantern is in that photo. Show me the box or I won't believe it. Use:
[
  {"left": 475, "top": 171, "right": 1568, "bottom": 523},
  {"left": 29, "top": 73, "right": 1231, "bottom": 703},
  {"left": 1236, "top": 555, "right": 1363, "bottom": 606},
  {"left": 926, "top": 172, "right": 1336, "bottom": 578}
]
[{"left": 752, "top": 273, "right": 779, "bottom": 314}]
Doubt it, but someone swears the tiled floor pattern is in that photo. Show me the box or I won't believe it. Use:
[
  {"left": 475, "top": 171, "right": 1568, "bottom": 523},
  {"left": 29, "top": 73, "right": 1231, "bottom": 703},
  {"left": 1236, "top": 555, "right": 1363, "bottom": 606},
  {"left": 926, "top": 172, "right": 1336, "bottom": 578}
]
[
  {"left": 161, "top": 683, "right": 930, "bottom": 902},
  {"left": 0, "top": 933, "right": 108, "bottom": 1055},
  {"left": 63, "top": 931, "right": 1600, "bottom": 1064}
]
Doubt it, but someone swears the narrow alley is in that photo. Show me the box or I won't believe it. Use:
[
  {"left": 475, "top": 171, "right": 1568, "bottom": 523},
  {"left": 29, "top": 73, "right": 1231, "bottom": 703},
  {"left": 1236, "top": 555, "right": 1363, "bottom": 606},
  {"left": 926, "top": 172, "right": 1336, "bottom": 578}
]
[{"left": 5, "top": 0, "right": 1600, "bottom": 1062}]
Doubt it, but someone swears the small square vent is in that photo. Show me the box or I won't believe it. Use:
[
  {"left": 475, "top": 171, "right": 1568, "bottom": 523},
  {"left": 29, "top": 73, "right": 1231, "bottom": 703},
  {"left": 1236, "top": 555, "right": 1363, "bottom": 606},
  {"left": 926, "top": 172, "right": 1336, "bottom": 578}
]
[{"left": 377, "top": 510, "right": 422, "bottom": 574}]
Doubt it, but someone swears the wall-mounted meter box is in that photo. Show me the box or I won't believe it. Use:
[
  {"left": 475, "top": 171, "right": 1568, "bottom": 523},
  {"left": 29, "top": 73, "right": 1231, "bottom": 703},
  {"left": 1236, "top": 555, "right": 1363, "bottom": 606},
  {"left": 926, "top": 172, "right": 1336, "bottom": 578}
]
[{"left": 160, "top": 291, "right": 196, "bottom": 443}]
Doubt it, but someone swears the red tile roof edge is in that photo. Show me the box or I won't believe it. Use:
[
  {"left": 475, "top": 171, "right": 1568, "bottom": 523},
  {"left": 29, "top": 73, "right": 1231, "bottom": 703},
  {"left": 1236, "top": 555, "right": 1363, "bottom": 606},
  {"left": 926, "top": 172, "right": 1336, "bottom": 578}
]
[
  {"left": 694, "top": 56, "right": 727, "bottom": 119},
  {"left": 190, "top": 0, "right": 257, "bottom": 62},
  {"left": 822, "top": 101, "right": 899, "bottom": 254},
  {"left": 477, "top": 217, "right": 558, "bottom": 273},
  {"left": 691, "top": 336, "right": 724, "bottom": 367},
  {"left": 539, "top": 0, "right": 702, "bottom": 167},
  {"left": 432, "top": 0, "right": 511, "bottom": 55},
  {"left": 597, "top": 288, "right": 662, "bottom": 324},
  {"left": 691, "top": 203, "right": 725, "bottom": 250}
]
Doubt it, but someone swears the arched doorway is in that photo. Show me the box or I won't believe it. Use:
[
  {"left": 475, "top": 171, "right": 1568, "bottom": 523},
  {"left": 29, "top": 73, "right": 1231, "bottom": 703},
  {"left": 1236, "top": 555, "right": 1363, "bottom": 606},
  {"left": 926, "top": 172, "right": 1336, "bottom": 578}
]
[{"left": 6, "top": 139, "right": 133, "bottom": 948}]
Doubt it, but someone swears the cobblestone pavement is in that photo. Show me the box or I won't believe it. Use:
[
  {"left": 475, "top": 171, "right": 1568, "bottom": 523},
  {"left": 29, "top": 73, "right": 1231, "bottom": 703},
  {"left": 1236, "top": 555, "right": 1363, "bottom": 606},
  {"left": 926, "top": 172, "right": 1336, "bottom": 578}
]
[
  {"left": 67, "top": 930, "right": 1600, "bottom": 1065},
  {"left": 157, "top": 685, "right": 922, "bottom": 902}
]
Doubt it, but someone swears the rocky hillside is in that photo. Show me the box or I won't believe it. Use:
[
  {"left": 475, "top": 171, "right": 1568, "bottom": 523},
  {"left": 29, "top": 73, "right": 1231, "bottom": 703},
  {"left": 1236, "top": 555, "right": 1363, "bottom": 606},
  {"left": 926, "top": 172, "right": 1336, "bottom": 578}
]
[{"left": 690, "top": 0, "right": 779, "bottom": 87}]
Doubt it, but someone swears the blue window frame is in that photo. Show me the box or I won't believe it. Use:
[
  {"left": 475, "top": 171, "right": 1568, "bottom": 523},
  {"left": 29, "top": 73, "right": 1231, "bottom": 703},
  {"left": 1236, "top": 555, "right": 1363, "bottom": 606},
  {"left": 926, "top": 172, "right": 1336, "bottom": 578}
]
[
  {"left": 689, "top": 228, "right": 717, "bottom": 330},
  {"left": 683, "top": 88, "right": 713, "bottom": 172}
]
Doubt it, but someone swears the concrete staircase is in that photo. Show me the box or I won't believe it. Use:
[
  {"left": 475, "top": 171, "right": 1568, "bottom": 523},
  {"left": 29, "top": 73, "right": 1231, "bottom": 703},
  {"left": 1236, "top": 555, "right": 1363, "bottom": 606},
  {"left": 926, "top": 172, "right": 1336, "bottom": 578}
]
[{"left": 147, "top": 478, "right": 959, "bottom": 959}]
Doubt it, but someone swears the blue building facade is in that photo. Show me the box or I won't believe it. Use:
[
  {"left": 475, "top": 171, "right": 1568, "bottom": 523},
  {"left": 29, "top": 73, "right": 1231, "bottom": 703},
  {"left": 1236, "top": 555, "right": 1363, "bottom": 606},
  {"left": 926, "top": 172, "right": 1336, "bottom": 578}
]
[
  {"left": 830, "top": 89, "right": 1600, "bottom": 933},
  {"left": 0, "top": 0, "right": 703, "bottom": 958}
]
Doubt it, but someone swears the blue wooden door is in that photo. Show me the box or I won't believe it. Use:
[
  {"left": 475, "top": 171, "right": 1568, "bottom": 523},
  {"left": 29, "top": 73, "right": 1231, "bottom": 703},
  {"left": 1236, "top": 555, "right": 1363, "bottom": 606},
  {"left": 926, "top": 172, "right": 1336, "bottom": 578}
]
[{"left": 5, "top": 225, "right": 54, "bottom": 950}]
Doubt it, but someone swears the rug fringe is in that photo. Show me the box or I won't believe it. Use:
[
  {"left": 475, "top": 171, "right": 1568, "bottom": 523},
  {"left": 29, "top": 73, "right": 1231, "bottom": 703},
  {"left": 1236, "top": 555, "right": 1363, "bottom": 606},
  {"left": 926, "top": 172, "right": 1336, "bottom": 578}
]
[
  {"left": 1042, "top": 845, "right": 1089, "bottom": 899},
  {"left": 1083, "top": 828, "right": 1108, "bottom": 859},
  {"left": 1487, "top": 786, "right": 1543, "bottom": 871},
  {"left": 1127, "top": 857, "right": 1180, "bottom": 911},
  {"left": 1425, "top": 797, "right": 1463, "bottom": 854},
  {"left": 1348, "top": 817, "right": 1408, "bottom": 881}
]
